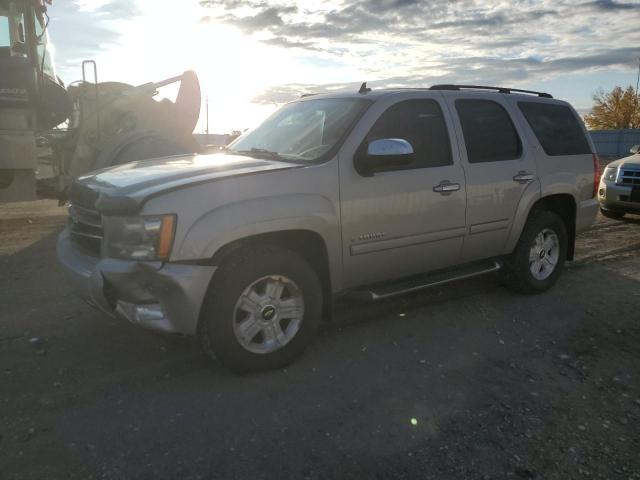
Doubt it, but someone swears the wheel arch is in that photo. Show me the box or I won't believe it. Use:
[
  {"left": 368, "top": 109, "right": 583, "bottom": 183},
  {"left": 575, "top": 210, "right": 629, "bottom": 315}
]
[
  {"left": 208, "top": 229, "right": 334, "bottom": 320},
  {"left": 506, "top": 193, "right": 577, "bottom": 260}
]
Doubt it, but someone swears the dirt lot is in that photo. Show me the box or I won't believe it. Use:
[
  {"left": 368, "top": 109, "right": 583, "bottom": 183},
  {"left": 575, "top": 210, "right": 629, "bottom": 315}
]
[{"left": 1, "top": 201, "right": 640, "bottom": 480}]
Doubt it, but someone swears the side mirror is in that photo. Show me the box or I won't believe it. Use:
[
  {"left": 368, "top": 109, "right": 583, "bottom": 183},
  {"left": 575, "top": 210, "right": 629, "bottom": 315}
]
[
  {"left": 354, "top": 138, "right": 415, "bottom": 176},
  {"left": 630, "top": 145, "right": 640, "bottom": 155}
]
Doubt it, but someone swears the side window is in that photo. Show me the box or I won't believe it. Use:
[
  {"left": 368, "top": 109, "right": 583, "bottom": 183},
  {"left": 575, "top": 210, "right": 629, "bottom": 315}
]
[
  {"left": 455, "top": 99, "right": 522, "bottom": 163},
  {"left": 0, "top": 17, "right": 9, "bottom": 48},
  {"left": 35, "top": 14, "right": 56, "bottom": 78},
  {"left": 365, "top": 99, "right": 453, "bottom": 170},
  {"left": 518, "top": 102, "right": 591, "bottom": 156}
]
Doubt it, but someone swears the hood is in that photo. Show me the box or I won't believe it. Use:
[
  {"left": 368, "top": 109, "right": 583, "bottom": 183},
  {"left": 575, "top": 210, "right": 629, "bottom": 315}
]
[
  {"left": 604, "top": 152, "right": 640, "bottom": 170},
  {"left": 70, "top": 153, "right": 300, "bottom": 215}
]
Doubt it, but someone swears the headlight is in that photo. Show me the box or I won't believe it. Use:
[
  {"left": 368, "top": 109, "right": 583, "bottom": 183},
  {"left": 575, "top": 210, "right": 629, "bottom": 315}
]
[
  {"left": 103, "top": 214, "right": 176, "bottom": 261},
  {"left": 602, "top": 166, "right": 618, "bottom": 182}
]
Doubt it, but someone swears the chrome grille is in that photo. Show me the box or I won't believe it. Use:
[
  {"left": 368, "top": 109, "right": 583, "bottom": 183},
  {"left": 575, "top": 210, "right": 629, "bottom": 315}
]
[
  {"left": 68, "top": 204, "right": 103, "bottom": 257},
  {"left": 618, "top": 168, "right": 640, "bottom": 186}
]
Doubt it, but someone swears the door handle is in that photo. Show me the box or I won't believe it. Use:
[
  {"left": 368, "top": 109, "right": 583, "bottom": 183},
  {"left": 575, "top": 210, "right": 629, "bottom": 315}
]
[
  {"left": 433, "top": 181, "right": 460, "bottom": 193},
  {"left": 513, "top": 171, "right": 535, "bottom": 184}
]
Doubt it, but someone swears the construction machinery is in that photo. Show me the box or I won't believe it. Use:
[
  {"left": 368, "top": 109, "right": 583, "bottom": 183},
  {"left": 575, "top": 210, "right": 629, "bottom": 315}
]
[{"left": 0, "top": 0, "right": 201, "bottom": 202}]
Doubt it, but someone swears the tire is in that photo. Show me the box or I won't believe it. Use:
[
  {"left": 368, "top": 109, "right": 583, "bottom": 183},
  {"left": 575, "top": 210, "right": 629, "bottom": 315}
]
[
  {"left": 198, "top": 245, "right": 323, "bottom": 373},
  {"left": 600, "top": 208, "right": 625, "bottom": 220},
  {"left": 505, "top": 210, "right": 568, "bottom": 294}
]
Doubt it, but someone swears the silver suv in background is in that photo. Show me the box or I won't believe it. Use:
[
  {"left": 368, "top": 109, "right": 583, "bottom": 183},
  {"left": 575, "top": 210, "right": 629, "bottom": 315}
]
[
  {"left": 58, "top": 84, "right": 599, "bottom": 372},
  {"left": 598, "top": 145, "right": 640, "bottom": 219}
]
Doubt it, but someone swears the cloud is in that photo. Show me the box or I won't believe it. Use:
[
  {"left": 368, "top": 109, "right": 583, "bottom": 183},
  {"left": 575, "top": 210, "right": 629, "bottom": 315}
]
[
  {"left": 93, "top": 0, "right": 143, "bottom": 18},
  {"left": 200, "top": 0, "right": 638, "bottom": 52},
  {"left": 47, "top": 0, "right": 143, "bottom": 80},
  {"left": 586, "top": 0, "right": 640, "bottom": 10},
  {"left": 197, "top": 0, "right": 640, "bottom": 105},
  {"left": 221, "top": 5, "right": 297, "bottom": 33},
  {"left": 261, "top": 37, "right": 322, "bottom": 51},
  {"left": 48, "top": 0, "right": 640, "bottom": 117},
  {"left": 251, "top": 46, "right": 640, "bottom": 104}
]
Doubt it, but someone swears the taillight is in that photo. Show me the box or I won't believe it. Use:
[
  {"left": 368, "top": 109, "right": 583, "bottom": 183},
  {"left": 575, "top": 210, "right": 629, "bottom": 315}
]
[{"left": 592, "top": 153, "right": 600, "bottom": 198}]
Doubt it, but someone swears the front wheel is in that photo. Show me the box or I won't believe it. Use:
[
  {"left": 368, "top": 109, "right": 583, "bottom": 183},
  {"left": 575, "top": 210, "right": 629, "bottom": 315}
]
[
  {"left": 505, "top": 211, "right": 568, "bottom": 294},
  {"left": 198, "top": 245, "right": 323, "bottom": 373}
]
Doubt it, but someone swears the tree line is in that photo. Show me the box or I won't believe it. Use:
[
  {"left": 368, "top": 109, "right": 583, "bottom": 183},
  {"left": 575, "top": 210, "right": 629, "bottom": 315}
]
[{"left": 584, "top": 86, "right": 640, "bottom": 130}]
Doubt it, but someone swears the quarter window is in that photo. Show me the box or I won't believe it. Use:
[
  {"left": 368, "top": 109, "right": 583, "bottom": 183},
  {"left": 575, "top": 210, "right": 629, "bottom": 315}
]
[
  {"left": 455, "top": 99, "right": 522, "bottom": 163},
  {"left": 364, "top": 99, "right": 453, "bottom": 170},
  {"left": 518, "top": 102, "right": 591, "bottom": 156}
]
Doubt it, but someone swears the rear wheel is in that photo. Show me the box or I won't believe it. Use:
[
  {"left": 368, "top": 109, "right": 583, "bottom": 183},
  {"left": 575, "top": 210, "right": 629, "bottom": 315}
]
[
  {"left": 600, "top": 208, "right": 625, "bottom": 220},
  {"left": 198, "top": 245, "right": 322, "bottom": 373},
  {"left": 505, "top": 210, "right": 568, "bottom": 294}
]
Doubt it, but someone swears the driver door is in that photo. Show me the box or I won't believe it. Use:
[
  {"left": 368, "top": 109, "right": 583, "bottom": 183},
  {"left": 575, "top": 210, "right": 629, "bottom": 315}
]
[{"left": 338, "top": 94, "right": 467, "bottom": 289}]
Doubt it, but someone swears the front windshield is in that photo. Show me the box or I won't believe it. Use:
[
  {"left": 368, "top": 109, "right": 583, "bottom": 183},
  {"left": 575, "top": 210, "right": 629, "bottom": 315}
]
[{"left": 228, "top": 97, "right": 371, "bottom": 162}]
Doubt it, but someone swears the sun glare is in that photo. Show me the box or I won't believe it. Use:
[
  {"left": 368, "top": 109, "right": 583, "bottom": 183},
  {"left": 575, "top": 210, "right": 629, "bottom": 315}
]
[{"left": 76, "top": 0, "right": 290, "bottom": 133}]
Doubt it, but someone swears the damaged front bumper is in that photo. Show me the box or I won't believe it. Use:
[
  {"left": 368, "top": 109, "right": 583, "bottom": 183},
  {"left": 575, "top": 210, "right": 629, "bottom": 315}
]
[{"left": 57, "top": 229, "right": 216, "bottom": 335}]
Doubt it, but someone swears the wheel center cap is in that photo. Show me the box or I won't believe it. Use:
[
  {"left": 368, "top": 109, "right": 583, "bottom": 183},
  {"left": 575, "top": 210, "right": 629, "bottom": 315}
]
[
  {"left": 539, "top": 249, "right": 546, "bottom": 259},
  {"left": 261, "top": 305, "right": 277, "bottom": 321}
]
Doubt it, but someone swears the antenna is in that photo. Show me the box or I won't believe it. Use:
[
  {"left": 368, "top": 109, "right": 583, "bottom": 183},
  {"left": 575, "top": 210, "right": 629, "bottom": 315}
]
[{"left": 358, "top": 82, "right": 371, "bottom": 94}]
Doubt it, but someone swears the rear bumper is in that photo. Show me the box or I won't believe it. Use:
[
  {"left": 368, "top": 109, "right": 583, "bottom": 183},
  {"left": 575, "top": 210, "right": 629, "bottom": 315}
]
[
  {"left": 57, "top": 229, "right": 216, "bottom": 335},
  {"left": 598, "top": 179, "right": 640, "bottom": 214},
  {"left": 576, "top": 197, "right": 599, "bottom": 233}
]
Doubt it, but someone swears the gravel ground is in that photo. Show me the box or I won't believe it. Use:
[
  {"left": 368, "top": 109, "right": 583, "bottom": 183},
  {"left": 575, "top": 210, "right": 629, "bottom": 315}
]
[{"left": 1, "top": 201, "right": 640, "bottom": 480}]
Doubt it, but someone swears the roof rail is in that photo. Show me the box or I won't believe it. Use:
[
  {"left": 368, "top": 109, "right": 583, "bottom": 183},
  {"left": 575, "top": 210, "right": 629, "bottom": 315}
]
[{"left": 429, "top": 84, "right": 553, "bottom": 98}]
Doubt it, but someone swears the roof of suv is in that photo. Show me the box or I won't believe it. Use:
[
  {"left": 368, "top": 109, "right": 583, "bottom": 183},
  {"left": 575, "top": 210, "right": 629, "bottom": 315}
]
[{"left": 298, "top": 84, "right": 561, "bottom": 104}]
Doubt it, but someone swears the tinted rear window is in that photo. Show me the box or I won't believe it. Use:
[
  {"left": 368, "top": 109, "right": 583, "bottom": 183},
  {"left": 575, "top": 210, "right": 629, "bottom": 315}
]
[
  {"left": 518, "top": 102, "right": 591, "bottom": 156},
  {"left": 455, "top": 99, "right": 522, "bottom": 163}
]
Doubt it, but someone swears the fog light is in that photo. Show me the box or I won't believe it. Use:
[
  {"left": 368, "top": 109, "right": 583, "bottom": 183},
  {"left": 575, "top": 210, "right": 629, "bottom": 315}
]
[
  {"left": 134, "top": 304, "right": 165, "bottom": 322},
  {"left": 116, "top": 301, "right": 165, "bottom": 323},
  {"left": 599, "top": 187, "right": 606, "bottom": 199}
]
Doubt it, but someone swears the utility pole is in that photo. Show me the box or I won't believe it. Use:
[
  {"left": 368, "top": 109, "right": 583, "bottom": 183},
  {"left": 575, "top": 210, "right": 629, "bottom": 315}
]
[
  {"left": 635, "top": 58, "right": 639, "bottom": 129},
  {"left": 205, "top": 95, "right": 210, "bottom": 137},
  {"left": 636, "top": 57, "right": 640, "bottom": 96}
]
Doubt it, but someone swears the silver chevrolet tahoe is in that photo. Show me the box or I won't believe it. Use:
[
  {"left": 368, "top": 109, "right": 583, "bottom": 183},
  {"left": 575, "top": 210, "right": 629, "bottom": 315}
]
[
  {"left": 598, "top": 145, "right": 640, "bottom": 219},
  {"left": 57, "top": 84, "right": 599, "bottom": 372}
]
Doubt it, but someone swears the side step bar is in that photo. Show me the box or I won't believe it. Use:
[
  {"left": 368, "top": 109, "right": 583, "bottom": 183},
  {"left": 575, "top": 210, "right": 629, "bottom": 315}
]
[{"left": 362, "top": 260, "right": 503, "bottom": 301}]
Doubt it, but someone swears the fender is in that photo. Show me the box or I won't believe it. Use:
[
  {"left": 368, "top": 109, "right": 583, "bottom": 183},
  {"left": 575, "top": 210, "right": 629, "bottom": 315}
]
[
  {"left": 502, "top": 173, "right": 580, "bottom": 255},
  {"left": 502, "top": 177, "right": 542, "bottom": 255},
  {"left": 177, "top": 194, "right": 343, "bottom": 291},
  {"left": 539, "top": 171, "right": 581, "bottom": 201}
]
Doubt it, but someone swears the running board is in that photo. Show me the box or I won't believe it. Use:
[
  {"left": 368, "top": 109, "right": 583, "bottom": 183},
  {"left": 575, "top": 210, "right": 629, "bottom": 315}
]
[{"left": 362, "top": 260, "right": 503, "bottom": 301}]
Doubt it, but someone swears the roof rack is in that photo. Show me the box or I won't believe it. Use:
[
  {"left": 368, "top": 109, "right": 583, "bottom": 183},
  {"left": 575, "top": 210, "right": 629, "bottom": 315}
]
[{"left": 429, "top": 84, "right": 552, "bottom": 98}]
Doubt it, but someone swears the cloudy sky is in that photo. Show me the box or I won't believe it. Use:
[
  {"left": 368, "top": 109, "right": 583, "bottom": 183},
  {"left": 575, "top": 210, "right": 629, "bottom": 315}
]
[{"left": 48, "top": 0, "right": 640, "bottom": 133}]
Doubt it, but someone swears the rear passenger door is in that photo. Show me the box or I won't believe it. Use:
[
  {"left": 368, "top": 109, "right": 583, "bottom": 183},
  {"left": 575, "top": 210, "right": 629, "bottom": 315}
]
[{"left": 444, "top": 95, "right": 539, "bottom": 262}]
